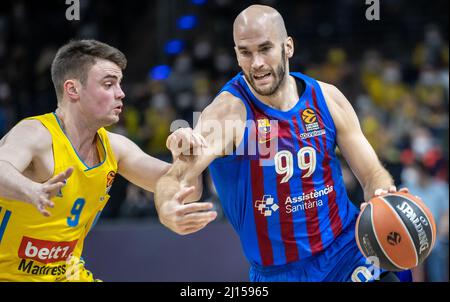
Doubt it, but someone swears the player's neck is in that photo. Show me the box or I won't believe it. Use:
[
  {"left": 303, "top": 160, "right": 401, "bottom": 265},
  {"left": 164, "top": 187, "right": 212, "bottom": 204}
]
[
  {"left": 252, "top": 75, "right": 299, "bottom": 111},
  {"left": 55, "top": 108, "right": 99, "bottom": 156}
]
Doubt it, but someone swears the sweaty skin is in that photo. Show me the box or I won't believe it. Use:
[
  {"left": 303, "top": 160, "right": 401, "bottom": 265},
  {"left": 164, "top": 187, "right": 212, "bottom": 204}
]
[{"left": 233, "top": 5, "right": 288, "bottom": 44}]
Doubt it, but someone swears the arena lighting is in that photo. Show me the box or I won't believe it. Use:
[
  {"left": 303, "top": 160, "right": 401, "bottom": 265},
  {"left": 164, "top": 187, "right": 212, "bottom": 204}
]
[
  {"left": 191, "top": 0, "right": 207, "bottom": 5},
  {"left": 149, "top": 65, "right": 171, "bottom": 80},
  {"left": 165, "top": 39, "right": 185, "bottom": 55},
  {"left": 177, "top": 15, "right": 197, "bottom": 30}
]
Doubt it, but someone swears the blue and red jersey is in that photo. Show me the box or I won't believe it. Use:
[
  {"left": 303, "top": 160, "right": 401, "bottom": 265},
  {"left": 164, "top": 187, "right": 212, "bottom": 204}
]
[{"left": 209, "top": 72, "right": 359, "bottom": 267}]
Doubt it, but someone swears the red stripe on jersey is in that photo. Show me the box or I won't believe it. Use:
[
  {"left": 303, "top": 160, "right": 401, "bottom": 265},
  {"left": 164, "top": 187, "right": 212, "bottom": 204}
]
[
  {"left": 250, "top": 159, "right": 274, "bottom": 266},
  {"left": 247, "top": 100, "right": 274, "bottom": 266},
  {"left": 305, "top": 99, "right": 323, "bottom": 158},
  {"left": 276, "top": 120, "right": 299, "bottom": 263},
  {"left": 311, "top": 87, "right": 343, "bottom": 238},
  {"left": 293, "top": 115, "right": 324, "bottom": 255}
]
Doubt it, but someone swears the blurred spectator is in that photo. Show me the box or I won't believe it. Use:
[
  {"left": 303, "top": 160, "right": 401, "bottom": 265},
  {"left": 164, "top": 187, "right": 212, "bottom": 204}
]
[
  {"left": 364, "top": 61, "right": 408, "bottom": 111},
  {"left": 120, "top": 183, "right": 157, "bottom": 218},
  {"left": 402, "top": 160, "right": 449, "bottom": 281},
  {"left": 412, "top": 25, "right": 448, "bottom": 69},
  {"left": 142, "top": 82, "right": 175, "bottom": 156}
]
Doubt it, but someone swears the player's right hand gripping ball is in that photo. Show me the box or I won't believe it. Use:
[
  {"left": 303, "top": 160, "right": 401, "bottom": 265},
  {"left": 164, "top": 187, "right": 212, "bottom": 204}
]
[{"left": 355, "top": 191, "right": 436, "bottom": 271}]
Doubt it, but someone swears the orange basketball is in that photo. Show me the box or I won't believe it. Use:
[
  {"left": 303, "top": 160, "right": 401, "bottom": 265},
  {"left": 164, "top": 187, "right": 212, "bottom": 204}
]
[{"left": 355, "top": 191, "right": 436, "bottom": 271}]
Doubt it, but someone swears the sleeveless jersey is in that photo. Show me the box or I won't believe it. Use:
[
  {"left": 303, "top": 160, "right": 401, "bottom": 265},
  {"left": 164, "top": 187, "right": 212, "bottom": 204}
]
[
  {"left": 0, "top": 113, "right": 117, "bottom": 281},
  {"left": 209, "top": 72, "right": 359, "bottom": 267}
]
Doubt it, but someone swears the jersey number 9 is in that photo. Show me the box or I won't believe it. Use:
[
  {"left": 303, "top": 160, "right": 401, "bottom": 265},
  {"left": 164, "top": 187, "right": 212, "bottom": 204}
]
[{"left": 67, "top": 198, "right": 86, "bottom": 227}]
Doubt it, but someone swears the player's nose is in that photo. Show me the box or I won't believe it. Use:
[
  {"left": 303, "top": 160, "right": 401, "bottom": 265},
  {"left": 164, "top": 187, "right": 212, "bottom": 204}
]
[
  {"left": 116, "top": 86, "right": 125, "bottom": 100},
  {"left": 251, "top": 54, "right": 265, "bottom": 70}
]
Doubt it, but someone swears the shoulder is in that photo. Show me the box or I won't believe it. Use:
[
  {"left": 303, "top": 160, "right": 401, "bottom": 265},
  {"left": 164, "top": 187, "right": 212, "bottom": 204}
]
[
  {"left": 106, "top": 131, "right": 132, "bottom": 160},
  {"left": 208, "top": 91, "right": 245, "bottom": 111},
  {"left": 317, "top": 81, "right": 348, "bottom": 108},
  {"left": 315, "top": 81, "right": 363, "bottom": 136},
  {"left": 106, "top": 130, "right": 127, "bottom": 144},
  {"left": 1, "top": 119, "right": 52, "bottom": 151},
  {"left": 317, "top": 81, "right": 355, "bottom": 120},
  {"left": 106, "top": 130, "right": 150, "bottom": 161},
  {"left": 202, "top": 91, "right": 246, "bottom": 120}
]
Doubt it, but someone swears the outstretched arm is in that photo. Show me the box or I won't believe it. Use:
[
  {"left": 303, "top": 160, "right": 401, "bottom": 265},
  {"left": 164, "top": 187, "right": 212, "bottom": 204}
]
[
  {"left": 0, "top": 120, "right": 73, "bottom": 216},
  {"left": 155, "top": 92, "right": 246, "bottom": 235},
  {"left": 108, "top": 128, "right": 203, "bottom": 202},
  {"left": 319, "top": 82, "right": 401, "bottom": 202}
]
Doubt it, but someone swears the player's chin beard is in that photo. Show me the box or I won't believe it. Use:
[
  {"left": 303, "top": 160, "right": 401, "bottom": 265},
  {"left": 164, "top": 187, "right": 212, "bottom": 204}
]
[{"left": 245, "top": 48, "right": 287, "bottom": 96}]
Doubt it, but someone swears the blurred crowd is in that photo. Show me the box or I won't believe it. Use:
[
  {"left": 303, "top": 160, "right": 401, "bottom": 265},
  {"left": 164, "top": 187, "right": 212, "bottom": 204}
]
[{"left": 0, "top": 0, "right": 448, "bottom": 281}]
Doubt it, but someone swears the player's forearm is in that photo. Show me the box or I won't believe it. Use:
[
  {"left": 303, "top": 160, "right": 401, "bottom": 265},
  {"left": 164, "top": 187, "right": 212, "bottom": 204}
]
[
  {"left": 0, "top": 160, "right": 36, "bottom": 203},
  {"left": 184, "top": 174, "right": 203, "bottom": 203},
  {"left": 154, "top": 172, "right": 182, "bottom": 214},
  {"left": 362, "top": 166, "right": 394, "bottom": 201},
  {"left": 154, "top": 157, "right": 203, "bottom": 206}
]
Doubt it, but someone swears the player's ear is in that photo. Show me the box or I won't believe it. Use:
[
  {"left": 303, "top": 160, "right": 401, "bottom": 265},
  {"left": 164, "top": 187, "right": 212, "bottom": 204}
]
[
  {"left": 64, "top": 79, "right": 80, "bottom": 102},
  {"left": 234, "top": 46, "right": 242, "bottom": 67},
  {"left": 285, "top": 37, "right": 294, "bottom": 59}
]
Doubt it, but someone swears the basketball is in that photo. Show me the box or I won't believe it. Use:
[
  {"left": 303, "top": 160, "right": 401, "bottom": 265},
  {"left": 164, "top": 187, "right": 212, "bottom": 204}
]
[{"left": 355, "top": 191, "right": 437, "bottom": 272}]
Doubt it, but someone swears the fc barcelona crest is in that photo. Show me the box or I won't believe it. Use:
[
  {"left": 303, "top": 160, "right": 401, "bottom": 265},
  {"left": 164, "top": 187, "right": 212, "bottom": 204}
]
[{"left": 257, "top": 119, "right": 271, "bottom": 134}]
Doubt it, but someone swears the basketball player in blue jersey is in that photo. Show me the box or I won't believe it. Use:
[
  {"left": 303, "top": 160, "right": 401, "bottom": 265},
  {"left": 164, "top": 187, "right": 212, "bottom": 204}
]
[{"left": 156, "top": 5, "right": 412, "bottom": 282}]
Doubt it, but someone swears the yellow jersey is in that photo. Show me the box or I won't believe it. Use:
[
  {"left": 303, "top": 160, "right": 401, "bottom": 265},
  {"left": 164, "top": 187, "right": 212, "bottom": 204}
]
[{"left": 0, "top": 113, "right": 117, "bottom": 281}]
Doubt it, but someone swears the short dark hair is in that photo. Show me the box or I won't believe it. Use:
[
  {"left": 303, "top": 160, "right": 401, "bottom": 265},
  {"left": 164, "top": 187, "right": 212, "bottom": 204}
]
[{"left": 51, "top": 39, "right": 127, "bottom": 100}]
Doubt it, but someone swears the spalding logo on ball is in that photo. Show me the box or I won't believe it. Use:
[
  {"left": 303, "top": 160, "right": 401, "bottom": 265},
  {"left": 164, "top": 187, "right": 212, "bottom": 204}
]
[{"left": 355, "top": 191, "right": 436, "bottom": 272}]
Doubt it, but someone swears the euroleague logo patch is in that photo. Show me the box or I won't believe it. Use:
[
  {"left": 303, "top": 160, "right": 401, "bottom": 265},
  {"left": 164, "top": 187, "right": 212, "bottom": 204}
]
[
  {"left": 301, "top": 108, "right": 317, "bottom": 124},
  {"left": 387, "top": 231, "right": 402, "bottom": 246},
  {"left": 106, "top": 171, "right": 116, "bottom": 194},
  {"left": 300, "top": 107, "right": 326, "bottom": 139}
]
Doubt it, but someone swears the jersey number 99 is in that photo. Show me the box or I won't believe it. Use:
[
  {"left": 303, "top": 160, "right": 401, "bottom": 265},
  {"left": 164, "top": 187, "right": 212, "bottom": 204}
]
[{"left": 275, "top": 147, "right": 316, "bottom": 183}]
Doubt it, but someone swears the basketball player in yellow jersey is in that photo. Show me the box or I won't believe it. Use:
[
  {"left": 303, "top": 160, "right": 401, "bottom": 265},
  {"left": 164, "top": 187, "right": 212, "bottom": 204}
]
[{"left": 0, "top": 40, "right": 217, "bottom": 281}]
